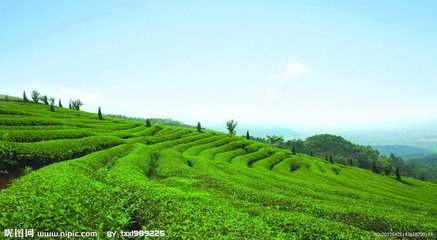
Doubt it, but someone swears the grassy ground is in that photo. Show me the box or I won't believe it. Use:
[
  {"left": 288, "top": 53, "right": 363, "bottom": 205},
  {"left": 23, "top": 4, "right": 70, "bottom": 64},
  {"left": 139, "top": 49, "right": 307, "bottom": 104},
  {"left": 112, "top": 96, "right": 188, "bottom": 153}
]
[{"left": 0, "top": 100, "right": 436, "bottom": 239}]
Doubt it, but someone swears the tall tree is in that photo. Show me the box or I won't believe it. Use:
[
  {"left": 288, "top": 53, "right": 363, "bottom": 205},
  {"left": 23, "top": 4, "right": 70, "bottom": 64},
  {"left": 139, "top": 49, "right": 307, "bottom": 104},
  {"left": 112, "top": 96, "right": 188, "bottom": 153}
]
[
  {"left": 98, "top": 107, "right": 103, "bottom": 120},
  {"left": 49, "top": 97, "right": 55, "bottom": 105},
  {"left": 4, "top": 95, "right": 9, "bottom": 102},
  {"left": 31, "top": 90, "right": 40, "bottom": 103},
  {"left": 372, "top": 161, "right": 379, "bottom": 174},
  {"left": 226, "top": 120, "right": 237, "bottom": 135},
  {"left": 395, "top": 167, "right": 402, "bottom": 182},
  {"left": 50, "top": 103, "right": 55, "bottom": 112},
  {"left": 292, "top": 146, "right": 296, "bottom": 155},
  {"left": 58, "top": 99, "right": 63, "bottom": 108},
  {"left": 197, "top": 122, "right": 202, "bottom": 132},
  {"left": 23, "top": 91, "right": 28, "bottom": 102},
  {"left": 146, "top": 119, "right": 152, "bottom": 127},
  {"left": 246, "top": 131, "right": 250, "bottom": 140},
  {"left": 329, "top": 155, "right": 334, "bottom": 164}
]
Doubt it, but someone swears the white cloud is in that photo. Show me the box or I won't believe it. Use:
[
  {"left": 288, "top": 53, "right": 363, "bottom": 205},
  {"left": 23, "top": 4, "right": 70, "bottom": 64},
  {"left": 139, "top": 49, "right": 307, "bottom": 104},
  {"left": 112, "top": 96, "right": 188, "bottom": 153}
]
[{"left": 271, "top": 61, "right": 311, "bottom": 82}]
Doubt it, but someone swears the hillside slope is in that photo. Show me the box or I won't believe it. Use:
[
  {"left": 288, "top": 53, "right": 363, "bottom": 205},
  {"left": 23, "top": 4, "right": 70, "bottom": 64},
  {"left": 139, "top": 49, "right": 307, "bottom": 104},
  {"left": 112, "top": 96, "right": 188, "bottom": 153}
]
[
  {"left": 1, "top": 100, "right": 436, "bottom": 239},
  {"left": 373, "top": 145, "right": 434, "bottom": 159}
]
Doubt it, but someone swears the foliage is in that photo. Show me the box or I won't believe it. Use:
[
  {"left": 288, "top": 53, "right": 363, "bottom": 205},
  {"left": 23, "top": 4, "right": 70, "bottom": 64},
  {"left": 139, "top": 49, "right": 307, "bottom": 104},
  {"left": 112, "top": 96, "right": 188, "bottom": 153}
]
[
  {"left": 197, "top": 122, "right": 202, "bottom": 133},
  {"left": 226, "top": 119, "right": 237, "bottom": 135},
  {"left": 70, "top": 99, "right": 83, "bottom": 110},
  {"left": 395, "top": 167, "right": 402, "bottom": 182},
  {"left": 266, "top": 135, "right": 284, "bottom": 146},
  {"left": 41, "top": 95, "right": 48, "bottom": 105},
  {"left": 98, "top": 107, "right": 103, "bottom": 120},
  {"left": 23, "top": 91, "right": 28, "bottom": 102},
  {"left": 31, "top": 90, "right": 40, "bottom": 103}
]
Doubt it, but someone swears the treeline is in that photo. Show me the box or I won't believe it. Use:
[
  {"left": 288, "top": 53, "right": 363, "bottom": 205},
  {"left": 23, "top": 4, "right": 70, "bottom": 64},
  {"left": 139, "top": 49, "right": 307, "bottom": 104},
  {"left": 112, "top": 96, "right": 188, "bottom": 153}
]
[
  {"left": 252, "top": 133, "right": 437, "bottom": 181},
  {"left": 1, "top": 90, "right": 104, "bottom": 120}
]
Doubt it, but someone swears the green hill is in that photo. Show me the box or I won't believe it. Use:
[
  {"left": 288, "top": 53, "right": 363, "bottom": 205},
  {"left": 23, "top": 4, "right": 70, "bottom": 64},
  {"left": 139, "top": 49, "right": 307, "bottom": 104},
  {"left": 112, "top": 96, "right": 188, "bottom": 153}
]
[
  {"left": 410, "top": 153, "right": 437, "bottom": 168},
  {"left": 1, "top": 99, "right": 436, "bottom": 239},
  {"left": 373, "top": 145, "right": 434, "bottom": 159}
]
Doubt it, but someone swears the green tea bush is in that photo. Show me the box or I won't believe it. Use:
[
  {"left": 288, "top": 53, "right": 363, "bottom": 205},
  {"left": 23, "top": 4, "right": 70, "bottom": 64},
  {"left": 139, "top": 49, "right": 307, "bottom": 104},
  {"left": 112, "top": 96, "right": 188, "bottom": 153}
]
[
  {"left": 0, "top": 129, "right": 95, "bottom": 142},
  {"left": 0, "top": 136, "right": 124, "bottom": 170}
]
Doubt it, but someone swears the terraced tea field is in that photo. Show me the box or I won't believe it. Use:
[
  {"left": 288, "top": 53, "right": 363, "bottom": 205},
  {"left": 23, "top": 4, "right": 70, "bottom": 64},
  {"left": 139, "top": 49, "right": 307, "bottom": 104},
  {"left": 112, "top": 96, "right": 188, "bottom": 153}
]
[{"left": 1, "top": 101, "right": 436, "bottom": 239}]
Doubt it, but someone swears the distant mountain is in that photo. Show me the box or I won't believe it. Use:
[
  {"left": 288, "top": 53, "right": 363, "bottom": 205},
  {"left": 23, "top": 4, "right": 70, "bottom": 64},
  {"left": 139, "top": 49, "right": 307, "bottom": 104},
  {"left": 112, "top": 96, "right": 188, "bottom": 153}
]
[
  {"left": 206, "top": 124, "right": 302, "bottom": 139},
  {"left": 372, "top": 145, "right": 433, "bottom": 159}
]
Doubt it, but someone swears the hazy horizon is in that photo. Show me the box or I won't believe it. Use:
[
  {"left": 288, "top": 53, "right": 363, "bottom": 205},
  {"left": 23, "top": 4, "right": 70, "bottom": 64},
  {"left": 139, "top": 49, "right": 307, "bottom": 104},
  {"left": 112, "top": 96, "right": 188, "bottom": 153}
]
[{"left": 2, "top": 1, "right": 436, "bottom": 129}]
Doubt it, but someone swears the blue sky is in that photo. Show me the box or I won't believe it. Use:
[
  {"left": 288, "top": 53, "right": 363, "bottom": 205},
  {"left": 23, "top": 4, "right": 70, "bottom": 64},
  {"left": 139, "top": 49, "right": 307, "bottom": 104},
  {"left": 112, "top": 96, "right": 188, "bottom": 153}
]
[{"left": 1, "top": 0, "right": 436, "bottom": 129}]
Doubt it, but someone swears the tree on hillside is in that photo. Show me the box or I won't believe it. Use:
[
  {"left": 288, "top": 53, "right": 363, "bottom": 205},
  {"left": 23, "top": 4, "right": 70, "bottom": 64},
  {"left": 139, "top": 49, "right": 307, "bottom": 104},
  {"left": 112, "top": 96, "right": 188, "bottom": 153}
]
[
  {"left": 40, "top": 95, "right": 49, "bottom": 105},
  {"left": 98, "top": 107, "right": 103, "bottom": 120},
  {"left": 266, "top": 135, "right": 284, "bottom": 146},
  {"left": 226, "top": 120, "right": 237, "bottom": 135},
  {"left": 395, "top": 167, "right": 402, "bottom": 182},
  {"left": 329, "top": 155, "right": 334, "bottom": 164},
  {"left": 384, "top": 165, "right": 392, "bottom": 175},
  {"left": 146, "top": 119, "right": 152, "bottom": 127},
  {"left": 23, "top": 91, "right": 28, "bottom": 102},
  {"left": 69, "top": 102, "right": 72, "bottom": 109},
  {"left": 246, "top": 131, "right": 250, "bottom": 140},
  {"left": 50, "top": 103, "right": 55, "bottom": 112},
  {"left": 310, "top": 151, "right": 314, "bottom": 157},
  {"left": 372, "top": 161, "right": 380, "bottom": 174},
  {"left": 292, "top": 146, "right": 296, "bottom": 155},
  {"left": 31, "top": 90, "right": 40, "bottom": 103},
  {"left": 49, "top": 97, "right": 55, "bottom": 105},
  {"left": 4, "top": 95, "right": 9, "bottom": 102},
  {"left": 197, "top": 122, "right": 202, "bottom": 132},
  {"left": 69, "top": 99, "right": 83, "bottom": 110},
  {"left": 58, "top": 99, "right": 63, "bottom": 108}
]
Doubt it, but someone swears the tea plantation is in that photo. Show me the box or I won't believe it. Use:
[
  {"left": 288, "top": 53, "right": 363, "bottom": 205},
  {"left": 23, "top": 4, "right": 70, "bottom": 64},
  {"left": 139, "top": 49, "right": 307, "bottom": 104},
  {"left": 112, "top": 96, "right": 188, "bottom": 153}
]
[{"left": 0, "top": 100, "right": 436, "bottom": 239}]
